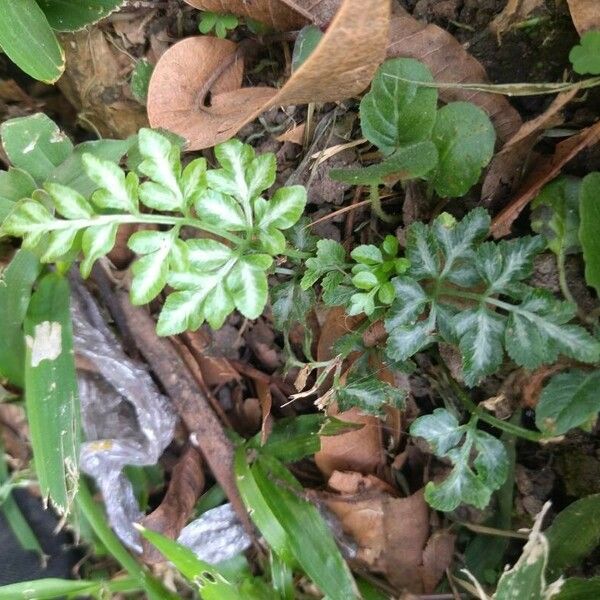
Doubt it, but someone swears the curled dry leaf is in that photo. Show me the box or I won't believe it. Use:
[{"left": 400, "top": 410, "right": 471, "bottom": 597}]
[
  {"left": 491, "top": 120, "right": 600, "bottom": 238},
  {"left": 567, "top": 0, "right": 600, "bottom": 35},
  {"left": 481, "top": 89, "right": 578, "bottom": 208},
  {"left": 148, "top": 0, "right": 390, "bottom": 149},
  {"left": 325, "top": 484, "right": 453, "bottom": 593},
  {"left": 141, "top": 446, "right": 205, "bottom": 564},
  {"left": 57, "top": 29, "right": 147, "bottom": 138},
  {"left": 387, "top": 7, "right": 522, "bottom": 143},
  {"left": 314, "top": 307, "right": 385, "bottom": 477}
]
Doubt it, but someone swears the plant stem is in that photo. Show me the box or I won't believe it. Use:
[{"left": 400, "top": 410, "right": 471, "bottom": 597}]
[
  {"left": 447, "top": 375, "right": 546, "bottom": 442},
  {"left": 369, "top": 184, "right": 397, "bottom": 223},
  {"left": 557, "top": 252, "right": 576, "bottom": 306}
]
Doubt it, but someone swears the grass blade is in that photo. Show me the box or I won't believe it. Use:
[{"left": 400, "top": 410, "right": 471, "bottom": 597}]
[
  {"left": 24, "top": 272, "right": 80, "bottom": 514},
  {"left": 0, "top": 576, "right": 140, "bottom": 599}
]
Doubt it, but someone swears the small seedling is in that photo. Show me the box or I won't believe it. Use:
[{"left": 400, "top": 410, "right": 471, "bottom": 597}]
[{"left": 198, "top": 11, "right": 239, "bottom": 38}]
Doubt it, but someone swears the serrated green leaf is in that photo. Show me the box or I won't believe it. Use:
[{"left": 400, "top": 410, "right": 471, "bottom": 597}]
[
  {"left": 410, "top": 408, "right": 463, "bottom": 455},
  {"left": 321, "top": 271, "right": 354, "bottom": 306},
  {"left": 203, "top": 282, "right": 235, "bottom": 329},
  {"left": 271, "top": 280, "right": 315, "bottom": 331},
  {"left": 0, "top": 168, "right": 37, "bottom": 223},
  {"left": 181, "top": 157, "right": 207, "bottom": 204},
  {"left": 348, "top": 291, "right": 376, "bottom": 316},
  {"left": 0, "top": 1, "right": 64, "bottom": 83},
  {"left": 360, "top": 58, "right": 438, "bottom": 152},
  {"left": 301, "top": 239, "right": 347, "bottom": 289},
  {"left": 157, "top": 288, "right": 208, "bottom": 335},
  {"left": 195, "top": 189, "right": 247, "bottom": 230},
  {"left": 257, "top": 185, "right": 306, "bottom": 230},
  {"left": 84, "top": 153, "right": 137, "bottom": 213},
  {"left": 472, "top": 430, "right": 508, "bottom": 490},
  {"left": 185, "top": 238, "right": 233, "bottom": 271},
  {"left": 337, "top": 373, "right": 406, "bottom": 416},
  {"left": 292, "top": 25, "right": 323, "bottom": 71},
  {"left": 1, "top": 199, "right": 54, "bottom": 247},
  {"left": 385, "top": 276, "right": 428, "bottom": 329},
  {"left": 130, "top": 236, "right": 173, "bottom": 304},
  {"left": 579, "top": 172, "right": 600, "bottom": 296},
  {"left": 139, "top": 181, "right": 180, "bottom": 212},
  {"left": 259, "top": 226, "right": 286, "bottom": 255},
  {"left": 386, "top": 311, "right": 437, "bottom": 361},
  {"left": 569, "top": 31, "right": 600, "bottom": 75},
  {"left": 330, "top": 141, "right": 439, "bottom": 185},
  {"left": 454, "top": 306, "right": 505, "bottom": 387},
  {"left": 535, "top": 370, "right": 600, "bottom": 436},
  {"left": 130, "top": 58, "right": 153, "bottom": 103},
  {"left": 226, "top": 258, "right": 269, "bottom": 319},
  {"left": 41, "top": 227, "right": 79, "bottom": 262},
  {"left": 247, "top": 153, "right": 276, "bottom": 200},
  {"left": 531, "top": 176, "right": 581, "bottom": 258},
  {"left": 351, "top": 245, "right": 383, "bottom": 265},
  {"left": 406, "top": 221, "right": 441, "bottom": 280},
  {"left": 44, "top": 182, "right": 93, "bottom": 218},
  {"left": 81, "top": 222, "right": 118, "bottom": 277},
  {"left": 430, "top": 102, "right": 495, "bottom": 198},
  {"left": 1, "top": 114, "right": 73, "bottom": 183}
]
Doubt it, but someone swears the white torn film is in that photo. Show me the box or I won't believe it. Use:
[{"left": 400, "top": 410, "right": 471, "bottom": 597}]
[
  {"left": 71, "top": 280, "right": 251, "bottom": 561},
  {"left": 26, "top": 321, "right": 62, "bottom": 367}
]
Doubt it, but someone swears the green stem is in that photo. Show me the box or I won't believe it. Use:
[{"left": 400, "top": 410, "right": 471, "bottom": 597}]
[
  {"left": 369, "top": 184, "right": 397, "bottom": 223},
  {"left": 557, "top": 252, "right": 576, "bottom": 306},
  {"left": 447, "top": 375, "right": 546, "bottom": 442}
]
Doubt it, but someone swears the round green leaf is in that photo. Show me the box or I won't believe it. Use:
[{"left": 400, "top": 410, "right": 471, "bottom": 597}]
[{"left": 37, "top": 0, "right": 125, "bottom": 31}]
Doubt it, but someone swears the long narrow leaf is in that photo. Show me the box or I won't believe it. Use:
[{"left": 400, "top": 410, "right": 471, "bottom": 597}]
[
  {"left": 24, "top": 272, "right": 79, "bottom": 513},
  {"left": 0, "top": 0, "right": 64, "bottom": 83},
  {"left": 0, "top": 249, "right": 40, "bottom": 387}
]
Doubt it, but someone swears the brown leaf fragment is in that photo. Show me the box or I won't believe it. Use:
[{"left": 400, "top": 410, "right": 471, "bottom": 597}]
[
  {"left": 490, "top": 0, "right": 544, "bottom": 40},
  {"left": 148, "top": 0, "right": 390, "bottom": 149},
  {"left": 141, "top": 446, "right": 205, "bottom": 564},
  {"left": 520, "top": 363, "right": 567, "bottom": 409},
  {"left": 421, "top": 530, "right": 456, "bottom": 593},
  {"left": 481, "top": 89, "right": 577, "bottom": 208},
  {"left": 491, "top": 120, "right": 600, "bottom": 238},
  {"left": 567, "top": 0, "right": 600, "bottom": 35},
  {"left": 278, "top": 0, "right": 342, "bottom": 27},
  {"left": 387, "top": 7, "right": 522, "bottom": 143},
  {"left": 57, "top": 29, "right": 147, "bottom": 138}
]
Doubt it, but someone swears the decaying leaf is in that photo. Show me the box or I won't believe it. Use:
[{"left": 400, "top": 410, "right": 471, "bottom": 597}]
[
  {"left": 387, "top": 7, "right": 522, "bottom": 143},
  {"left": 141, "top": 446, "right": 205, "bottom": 564},
  {"left": 325, "top": 482, "right": 454, "bottom": 593},
  {"left": 481, "top": 89, "right": 578, "bottom": 208},
  {"left": 57, "top": 29, "right": 147, "bottom": 138},
  {"left": 490, "top": 0, "right": 545, "bottom": 40},
  {"left": 566, "top": 0, "right": 600, "bottom": 35},
  {"left": 491, "top": 120, "right": 600, "bottom": 237},
  {"left": 148, "top": 0, "right": 390, "bottom": 149}
]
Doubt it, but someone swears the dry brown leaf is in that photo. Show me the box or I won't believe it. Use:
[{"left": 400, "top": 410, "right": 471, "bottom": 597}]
[
  {"left": 481, "top": 89, "right": 578, "bottom": 208},
  {"left": 141, "top": 446, "right": 204, "bottom": 564},
  {"left": 567, "top": 0, "right": 600, "bottom": 35},
  {"left": 276, "top": 122, "right": 306, "bottom": 144},
  {"left": 58, "top": 29, "right": 147, "bottom": 138},
  {"left": 326, "top": 486, "right": 452, "bottom": 593},
  {"left": 520, "top": 363, "right": 567, "bottom": 409},
  {"left": 148, "top": 0, "right": 390, "bottom": 149},
  {"left": 490, "top": 0, "right": 544, "bottom": 40},
  {"left": 387, "top": 7, "right": 522, "bottom": 143},
  {"left": 328, "top": 470, "right": 397, "bottom": 495},
  {"left": 182, "top": 330, "right": 240, "bottom": 386},
  {"left": 491, "top": 120, "right": 600, "bottom": 238}
]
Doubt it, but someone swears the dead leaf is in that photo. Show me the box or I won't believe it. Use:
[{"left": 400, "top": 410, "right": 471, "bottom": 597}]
[
  {"left": 490, "top": 0, "right": 544, "bottom": 40},
  {"left": 255, "top": 379, "right": 273, "bottom": 444},
  {"left": 520, "top": 363, "right": 567, "bottom": 409},
  {"left": 328, "top": 470, "right": 396, "bottom": 495},
  {"left": 57, "top": 29, "right": 147, "bottom": 138},
  {"left": 277, "top": 122, "right": 306, "bottom": 144},
  {"left": 182, "top": 330, "right": 240, "bottom": 387},
  {"left": 481, "top": 89, "right": 578, "bottom": 208},
  {"left": 141, "top": 446, "right": 205, "bottom": 564},
  {"left": 491, "top": 120, "right": 600, "bottom": 238},
  {"left": 148, "top": 0, "right": 390, "bottom": 149},
  {"left": 326, "top": 486, "right": 452, "bottom": 593},
  {"left": 387, "top": 7, "right": 522, "bottom": 143},
  {"left": 567, "top": 0, "right": 600, "bottom": 35}
]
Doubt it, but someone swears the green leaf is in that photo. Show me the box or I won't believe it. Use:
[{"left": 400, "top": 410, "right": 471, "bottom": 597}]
[
  {"left": 247, "top": 153, "right": 276, "bottom": 200},
  {"left": 535, "top": 370, "right": 600, "bottom": 436},
  {"left": 409, "top": 408, "right": 463, "bottom": 455},
  {"left": 351, "top": 245, "right": 383, "bottom": 265},
  {"left": 236, "top": 451, "right": 359, "bottom": 599},
  {"left": 195, "top": 189, "right": 247, "bottom": 230},
  {"left": 386, "top": 312, "right": 437, "bottom": 361},
  {"left": 257, "top": 185, "right": 306, "bottom": 230},
  {"left": 0, "top": 250, "right": 41, "bottom": 387},
  {"left": 301, "top": 239, "right": 347, "bottom": 289},
  {"left": 292, "top": 25, "right": 323, "bottom": 71},
  {"left": 130, "top": 232, "right": 174, "bottom": 304},
  {"left": 0, "top": 0, "right": 63, "bottom": 82},
  {"left": 84, "top": 153, "right": 137, "bottom": 213},
  {"left": 0, "top": 168, "right": 37, "bottom": 223},
  {"left": 579, "top": 172, "right": 600, "bottom": 296},
  {"left": 130, "top": 58, "right": 153, "bottom": 103},
  {"left": 531, "top": 176, "right": 581, "bottom": 258},
  {"left": 185, "top": 238, "right": 234, "bottom": 271},
  {"left": 569, "top": 31, "right": 600, "bottom": 75},
  {"left": 226, "top": 257, "right": 270, "bottom": 319},
  {"left": 37, "top": 0, "right": 125, "bottom": 31},
  {"left": 139, "top": 527, "right": 244, "bottom": 599},
  {"left": 337, "top": 373, "right": 406, "bottom": 416},
  {"left": 24, "top": 273, "right": 80, "bottom": 514},
  {"left": 384, "top": 276, "right": 428, "bottom": 329},
  {"left": 271, "top": 280, "right": 315, "bottom": 331},
  {"left": 546, "top": 494, "right": 600, "bottom": 577},
  {"left": 360, "top": 58, "right": 438, "bottom": 152},
  {"left": 1, "top": 114, "right": 73, "bottom": 183},
  {"left": 81, "top": 222, "right": 118, "bottom": 277},
  {"left": 556, "top": 578, "right": 600, "bottom": 600},
  {"left": 1, "top": 199, "right": 54, "bottom": 249},
  {"left": 352, "top": 270, "right": 379, "bottom": 290},
  {"left": 405, "top": 221, "right": 441, "bottom": 280},
  {"left": 430, "top": 102, "right": 496, "bottom": 198},
  {"left": 44, "top": 182, "right": 93, "bottom": 218},
  {"left": 157, "top": 288, "right": 207, "bottom": 335},
  {"left": 329, "top": 141, "right": 438, "bottom": 185},
  {"left": 41, "top": 226, "right": 79, "bottom": 262}
]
